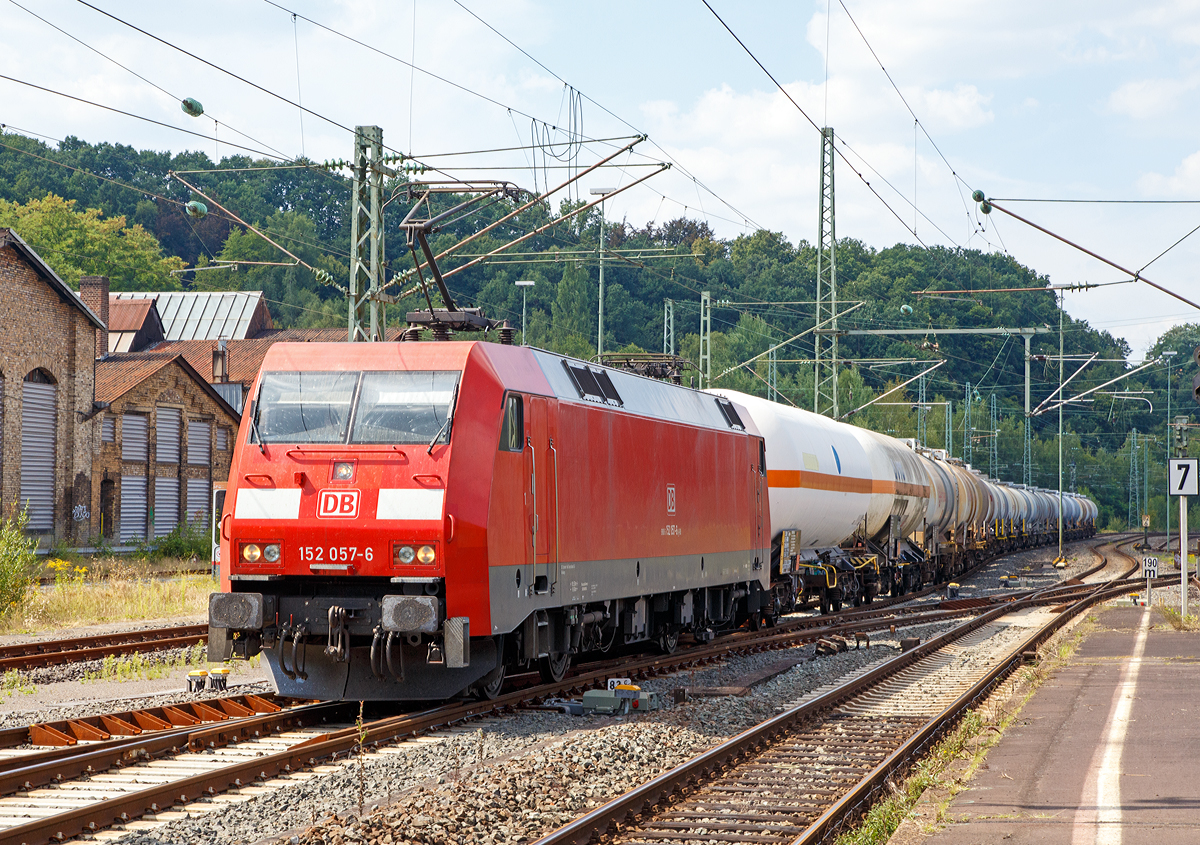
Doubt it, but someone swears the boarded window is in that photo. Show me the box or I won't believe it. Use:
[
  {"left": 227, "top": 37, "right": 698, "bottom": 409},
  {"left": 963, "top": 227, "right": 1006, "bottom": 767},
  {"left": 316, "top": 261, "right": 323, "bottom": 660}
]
[
  {"left": 188, "top": 421, "right": 211, "bottom": 466},
  {"left": 154, "top": 476, "right": 179, "bottom": 538},
  {"left": 216, "top": 426, "right": 229, "bottom": 451},
  {"left": 122, "top": 415, "right": 148, "bottom": 462},
  {"left": 21, "top": 379, "right": 57, "bottom": 532},
  {"left": 157, "top": 408, "right": 181, "bottom": 463},
  {"left": 120, "top": 475, "right": 147, "bottom": 543},
  {"left": 187, "top": 478, "right": 211, "bottom": 528},
  {"left": 101, "top": 416, "right": 115, "bottom": 442}
]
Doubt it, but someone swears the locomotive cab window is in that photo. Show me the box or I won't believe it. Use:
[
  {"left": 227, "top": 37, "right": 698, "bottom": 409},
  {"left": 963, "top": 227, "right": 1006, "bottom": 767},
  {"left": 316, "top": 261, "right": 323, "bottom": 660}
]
[
  {"left": 252, "top": 370, "right": 460, "bottom": 445},
  {"left": 255, "top": 371, "right": 358, "bottom": 443},
  {"left": 351, "top": 371, "right": 459, "bottom": 445},
  {"left": 499, "top": 394, "right": 524, "bottom": 452}
]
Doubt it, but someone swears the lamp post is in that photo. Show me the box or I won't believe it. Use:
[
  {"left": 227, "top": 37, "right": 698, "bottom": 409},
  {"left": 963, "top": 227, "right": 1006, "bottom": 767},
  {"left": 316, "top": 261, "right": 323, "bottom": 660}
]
[
  {"left": 515, "top": 280, "right": 534, "bottom": 344},
  {"left": 590, "top": 187, "right": 615, "bottom": 357},
  {"left": 1165, "top": 349, "right": 1178, "bottom": 543}
]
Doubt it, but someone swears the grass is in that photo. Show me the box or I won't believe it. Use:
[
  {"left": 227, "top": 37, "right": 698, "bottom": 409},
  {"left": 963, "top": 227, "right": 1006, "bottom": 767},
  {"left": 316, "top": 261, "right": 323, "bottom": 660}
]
[
  {"left": 1156, "top": 603, "right": 1200, "bottom": 631},
  {"left": 833, "top": 616, "right": 1094, "bottom": 845},
  {"left": 0, "top": 556, "right": 213, "bottom": 634},
  {"left": 0, "top": 669, "right": 36, "bottom": 697},
  {"left": 82, "top": 641, "right": 206, "bottom": 683}
]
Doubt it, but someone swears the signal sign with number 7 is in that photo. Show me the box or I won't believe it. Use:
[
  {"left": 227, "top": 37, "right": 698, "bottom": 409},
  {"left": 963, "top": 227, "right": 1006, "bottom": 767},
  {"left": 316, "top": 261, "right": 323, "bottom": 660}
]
[{"left": 1170, "top": 459, "right": 1199, "bottom": 496}]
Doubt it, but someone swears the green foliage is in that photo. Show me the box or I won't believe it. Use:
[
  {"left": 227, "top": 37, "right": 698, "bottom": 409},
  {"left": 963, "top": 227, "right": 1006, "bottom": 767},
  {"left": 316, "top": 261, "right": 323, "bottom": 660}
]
[
  {"left": 82, "top": 641, "right": 207, "bottom": 683},
  {"left": 138, "top": 521, "right": 209, "bottom": 562},
  {"left": 0, "top": 195, "right": 184, "bottom": 289},
  {"left": 0, "top": 509, "right": 38, "bottom": 613}
]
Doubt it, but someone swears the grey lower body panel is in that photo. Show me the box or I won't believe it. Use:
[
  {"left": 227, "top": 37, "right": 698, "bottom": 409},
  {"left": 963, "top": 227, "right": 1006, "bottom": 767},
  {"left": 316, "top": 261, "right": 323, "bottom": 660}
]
[
  {"left": 487, "top": 548, "right": 767, "bottom": 634},
  {"left": 262, "top": 638, "right": 498, "bottom": 701}
]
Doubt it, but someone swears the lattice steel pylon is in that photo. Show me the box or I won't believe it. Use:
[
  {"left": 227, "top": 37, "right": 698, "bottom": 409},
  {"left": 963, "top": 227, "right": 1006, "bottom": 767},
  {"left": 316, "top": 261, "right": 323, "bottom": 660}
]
[
  {"left": 1128, "top": 429, "right": 1140, "bottom": 529},
  {"left": 964, "top": 381, "right": 974, "bottom": 466},
  {"left": 699, "top": 291, "right": 712, "bottom": 389},
  {"left": 813, "top": 127, "right": 838, "bottom": 417},
  {"left": 768, "top": 347, "right": 778, "bottom": 402},
  {"left": 663, "top": 299, "right": 675, "bottom": 355},
  {"left": 349, "top": 125, "right": 386, "bottom": 341},
  {"left": 1023, "top": 420, "right": 1033, "bottom": 486},
  {"left": 917, "top": 374, "right": 927, "bottom": 447},
  {"left": 989, "top": 394, "right": 999, "bottom": 478}
]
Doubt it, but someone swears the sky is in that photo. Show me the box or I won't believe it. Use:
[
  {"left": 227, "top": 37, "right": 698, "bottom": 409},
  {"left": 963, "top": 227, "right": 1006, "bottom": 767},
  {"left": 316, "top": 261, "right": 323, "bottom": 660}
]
[{"left": 3, "top": 0, "right": 1200, "bottom": 357}]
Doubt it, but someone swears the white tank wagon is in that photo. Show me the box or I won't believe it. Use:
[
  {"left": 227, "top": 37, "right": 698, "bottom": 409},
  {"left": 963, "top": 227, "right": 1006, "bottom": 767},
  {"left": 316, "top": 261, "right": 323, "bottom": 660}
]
[{"left": 710, "top": 389, "right": 1098, "bottom": 615}]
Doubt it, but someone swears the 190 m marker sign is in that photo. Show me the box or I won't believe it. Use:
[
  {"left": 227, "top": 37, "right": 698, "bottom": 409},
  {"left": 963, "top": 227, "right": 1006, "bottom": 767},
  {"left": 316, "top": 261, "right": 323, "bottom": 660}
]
[{"left": 1169, "top": 458, "right": 1199, "bottom": 496}]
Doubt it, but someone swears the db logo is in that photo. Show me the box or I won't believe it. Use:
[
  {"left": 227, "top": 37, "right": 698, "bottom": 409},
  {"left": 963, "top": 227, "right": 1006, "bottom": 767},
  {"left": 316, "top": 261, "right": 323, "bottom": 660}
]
[
  {"left": 666, "top": 484, "right": 676, "bottom": 514},
  {"left": 317, "top": 489, "right": 360, "bottom": 519}
]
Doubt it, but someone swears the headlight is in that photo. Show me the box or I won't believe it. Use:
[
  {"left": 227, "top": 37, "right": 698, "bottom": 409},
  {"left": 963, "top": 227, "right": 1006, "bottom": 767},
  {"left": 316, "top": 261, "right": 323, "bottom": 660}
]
[
  {"left": 242, "top": 543, "right": 261, "bottom": 562},
  {"left": 263, "top": 544, "right": 281, "bottom": 562},
  {"left": 333, "top": 461, "right": 355, "bottom": 480},
  {"left": 417, "top": 545, "right": 436, "bottom": 564},
  {"left": 394, "top": 545, "right": 415, "bottom": 565}
]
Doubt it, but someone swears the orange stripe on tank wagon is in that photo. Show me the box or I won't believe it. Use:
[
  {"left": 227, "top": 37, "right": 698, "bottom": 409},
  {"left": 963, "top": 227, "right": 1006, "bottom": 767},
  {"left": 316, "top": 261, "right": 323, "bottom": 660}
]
[{"left": 767, "top": 469, "right": 928, "bottom": 498}]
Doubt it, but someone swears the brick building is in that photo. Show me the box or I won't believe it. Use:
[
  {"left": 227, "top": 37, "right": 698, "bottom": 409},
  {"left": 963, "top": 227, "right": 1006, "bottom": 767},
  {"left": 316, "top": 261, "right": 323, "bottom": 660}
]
[
  {"left": 93, "top": 352, "right": 238, "bottom": 543},
  {"left": 0, "top": 229, "right": 105, "bottom": 542}
]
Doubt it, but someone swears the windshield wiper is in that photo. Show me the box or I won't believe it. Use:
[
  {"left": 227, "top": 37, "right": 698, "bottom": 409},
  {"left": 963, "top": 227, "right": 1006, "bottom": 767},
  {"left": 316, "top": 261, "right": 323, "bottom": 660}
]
[
  {"left": 427, "top": 382, "right": 460, "bottom": 455},
  {"left": 247, "top": 401, "right": 266, "bottom": 454}
]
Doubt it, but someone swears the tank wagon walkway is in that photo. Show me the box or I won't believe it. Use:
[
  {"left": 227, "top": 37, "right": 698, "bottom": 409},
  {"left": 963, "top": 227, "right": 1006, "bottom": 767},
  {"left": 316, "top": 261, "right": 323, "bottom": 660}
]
[{"left": 904, "top": 605, "right": 1200, "bottom": 845}]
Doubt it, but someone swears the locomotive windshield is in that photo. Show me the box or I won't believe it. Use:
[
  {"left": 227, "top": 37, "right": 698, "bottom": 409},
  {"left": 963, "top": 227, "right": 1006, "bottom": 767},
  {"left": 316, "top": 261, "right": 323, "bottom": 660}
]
[{"left": 253, "top": 370, "right": 460, "bottom": 445}]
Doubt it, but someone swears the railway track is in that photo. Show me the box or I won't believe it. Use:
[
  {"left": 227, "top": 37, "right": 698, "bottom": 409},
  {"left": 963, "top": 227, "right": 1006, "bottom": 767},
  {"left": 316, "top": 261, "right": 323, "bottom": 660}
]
[
  {"left": 0, "top": 626, "right": 208, "bottom": 672},
  {"left": 0, "top": 538, "right": 1114, "bottom": 844},
  {"left": 528, "top": 538, "right": 1148, "bottom": 845}
]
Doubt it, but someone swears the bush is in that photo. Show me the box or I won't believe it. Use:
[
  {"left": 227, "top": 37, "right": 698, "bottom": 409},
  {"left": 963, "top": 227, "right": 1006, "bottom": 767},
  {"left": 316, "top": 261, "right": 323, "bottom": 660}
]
[
  {"left": 0, "top": 509, "right": 38, "bottom": 612},
  {"left": 139, "top": 520, "right": 210, "bottom": 562}
]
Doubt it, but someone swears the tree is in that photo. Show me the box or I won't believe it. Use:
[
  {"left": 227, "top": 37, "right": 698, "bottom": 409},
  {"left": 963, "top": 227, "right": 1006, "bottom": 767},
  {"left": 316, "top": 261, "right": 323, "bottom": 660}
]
[{"left": 0, "top": 194, "right": 183, "bottom": 289}]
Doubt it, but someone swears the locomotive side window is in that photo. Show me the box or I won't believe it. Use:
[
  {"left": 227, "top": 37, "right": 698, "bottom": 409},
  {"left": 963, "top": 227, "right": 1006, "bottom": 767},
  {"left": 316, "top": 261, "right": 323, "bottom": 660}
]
[
  {"left": 351, "top": 371, "right": 460, "bottom": 444},
  {"left": 255, "top": 371, "right": 358, "bottom": 443},
  {"left": 499, "top": 394, "right": 524, "bottom": 452}
]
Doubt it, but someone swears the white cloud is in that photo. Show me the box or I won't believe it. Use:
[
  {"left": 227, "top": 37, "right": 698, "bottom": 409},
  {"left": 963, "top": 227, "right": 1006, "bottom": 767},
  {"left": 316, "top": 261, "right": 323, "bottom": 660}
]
[
  {"left": 908, "top": 84, "right": 994, "bottom": 131},
  {"left": 1138, "top": 149, "right": 1200, "bottom": 194},
  {"left": 1109, "top": 77, "right": 1198, "bottom": 119}
]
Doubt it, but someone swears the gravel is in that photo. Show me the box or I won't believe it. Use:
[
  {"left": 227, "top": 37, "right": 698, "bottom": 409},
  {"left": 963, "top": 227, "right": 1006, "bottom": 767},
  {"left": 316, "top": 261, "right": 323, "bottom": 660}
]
[{"left": 108, "top": 618, "right": 962, "bottom": 845}]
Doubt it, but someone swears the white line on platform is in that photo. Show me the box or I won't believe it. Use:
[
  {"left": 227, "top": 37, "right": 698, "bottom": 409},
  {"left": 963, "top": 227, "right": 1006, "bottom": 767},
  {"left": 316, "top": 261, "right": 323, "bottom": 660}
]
[{"left": 1071, "top": 607, "right": 1150, "bottom": 845}]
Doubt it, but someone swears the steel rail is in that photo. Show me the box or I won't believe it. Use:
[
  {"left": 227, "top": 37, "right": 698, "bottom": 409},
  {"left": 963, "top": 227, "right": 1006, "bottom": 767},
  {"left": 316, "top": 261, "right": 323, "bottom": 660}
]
[
  {"left": 794, "top": 551, "right": 1143, "bottom": 844},
  {"left": 0, "top": 538, "right": 1103, "bottom": 845},
  {"left": 0, "top": 625, "right": 208, "bottom": 671},
  {"left": 528, "top": 538, "right": 1132, "bottom": 845}
]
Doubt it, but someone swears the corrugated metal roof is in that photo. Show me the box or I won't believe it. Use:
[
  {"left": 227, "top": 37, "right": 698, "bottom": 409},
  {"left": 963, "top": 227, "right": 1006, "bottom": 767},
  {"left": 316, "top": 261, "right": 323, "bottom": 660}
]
[
  {"left": 108, "top": 298, "right": 156, "bottom": 332},
  {"left": 114, "top": 291, "right": 266, "bottom": 340}
]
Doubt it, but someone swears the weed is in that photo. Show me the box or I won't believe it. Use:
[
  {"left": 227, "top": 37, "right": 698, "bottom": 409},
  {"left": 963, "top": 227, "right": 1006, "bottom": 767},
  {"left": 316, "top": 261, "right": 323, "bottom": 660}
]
[
  {"left": 1157, "top": 603, "right": 1200, "bottom": 631},
  {"left": 0, "top": 669, "right": 35, "bottom": 696},
  {"left": 136, "top": 522, "right": 209, "bottom": 563},
  {"left": 81, "top": 640, "right": 208, "bottom": 683},
  {"left": 0, "top": 508, "right": 37, "bottom": 612}
]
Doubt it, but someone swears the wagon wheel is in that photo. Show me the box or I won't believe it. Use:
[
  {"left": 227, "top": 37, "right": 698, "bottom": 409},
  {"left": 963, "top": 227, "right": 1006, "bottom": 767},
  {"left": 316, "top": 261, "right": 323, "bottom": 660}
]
[
  {"left": 538, "top": 651, "right": 571, "bottom": 684},
  {"left": 819, "top": 589, "right": 832, "bottom": 615},
  {"left": 657, "top": 628, "right": 680, "bottom": 654}
]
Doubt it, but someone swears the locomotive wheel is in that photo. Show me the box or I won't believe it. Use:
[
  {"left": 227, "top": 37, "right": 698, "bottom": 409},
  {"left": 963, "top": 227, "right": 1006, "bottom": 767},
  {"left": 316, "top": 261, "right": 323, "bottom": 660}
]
[
  {"left": 819, "top": 589, "right": 831, "bottom": 615},
  {"left": 474, "top": 662, "right": 506, "bottom": 700},
  {"left": 538, "top": 651, "right": 571, "bottom": 684},
  {"left": 658, "top": 628, "right": 680, "bottom": 654},
  {"left": 831, "top": 593, "right": 843, "bottom": 612}
]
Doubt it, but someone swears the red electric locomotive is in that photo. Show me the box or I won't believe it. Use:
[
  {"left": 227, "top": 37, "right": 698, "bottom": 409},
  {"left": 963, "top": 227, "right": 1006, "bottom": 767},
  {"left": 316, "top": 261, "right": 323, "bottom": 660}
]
[{"left": 209, "top": 341, "right": 771, "bottom": 701}]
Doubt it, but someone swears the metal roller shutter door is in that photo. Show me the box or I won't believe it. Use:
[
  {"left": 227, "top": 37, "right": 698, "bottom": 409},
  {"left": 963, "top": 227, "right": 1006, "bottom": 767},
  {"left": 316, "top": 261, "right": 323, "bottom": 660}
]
[
  {"left": 122, "top": 415, "right": 148, "bottom": 462},
  {"left": 188, "top": 421, "right": 211, "bottom": 466},
  {"left": 120, "top": 476, "right": 147, "bottom": 543},
  {"left": 154, "top": 477, "right": 180, "bottom": 538},
  {"left": 20, "top": 381, "right": 56, "bottom": 533},
  {"left": 186, "top": 478, "right": 210, "bottom": 528},
  {"left": 157, "top": 408, "right": 181, "bottom": 464}
]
